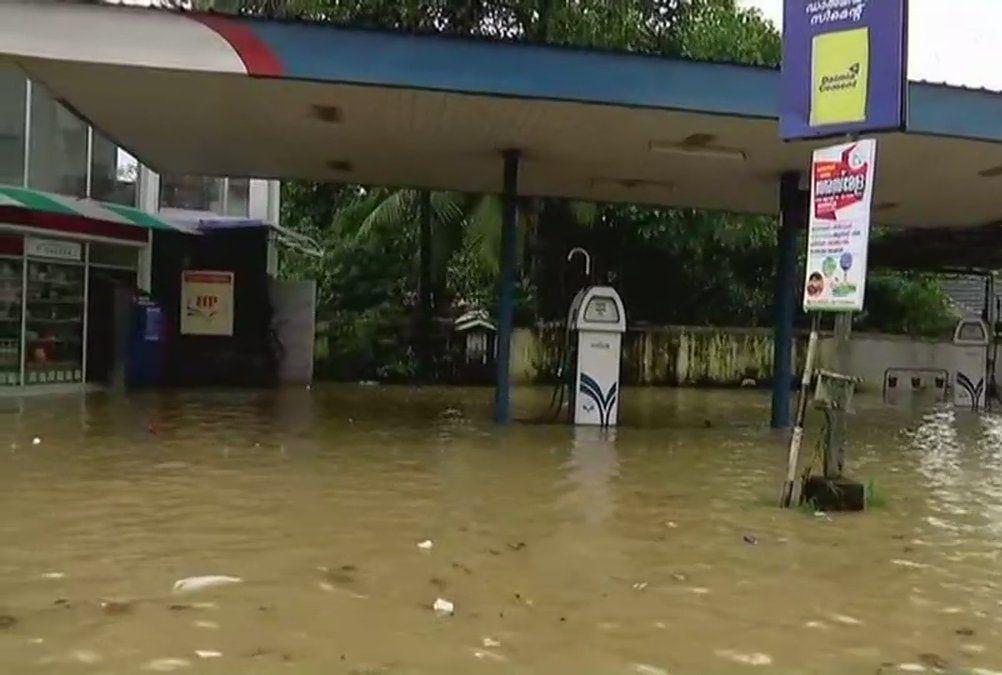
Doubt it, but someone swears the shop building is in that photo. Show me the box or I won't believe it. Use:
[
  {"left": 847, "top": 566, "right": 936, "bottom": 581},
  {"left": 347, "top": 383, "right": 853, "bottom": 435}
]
[{"left": 0, "top": 63, "right": 290, "bottom": 391}]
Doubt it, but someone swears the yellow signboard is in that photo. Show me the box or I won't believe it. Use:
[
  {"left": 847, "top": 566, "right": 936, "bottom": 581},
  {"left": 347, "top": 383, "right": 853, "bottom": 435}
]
[{"left": 810, "top": 28, "right": 870, "bottom": 128}]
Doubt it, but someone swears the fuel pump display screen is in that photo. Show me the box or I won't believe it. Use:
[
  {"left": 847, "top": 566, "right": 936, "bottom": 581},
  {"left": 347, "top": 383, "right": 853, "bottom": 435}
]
[{"left": 583, "top": 297, "right": 619, "bottom": 323}]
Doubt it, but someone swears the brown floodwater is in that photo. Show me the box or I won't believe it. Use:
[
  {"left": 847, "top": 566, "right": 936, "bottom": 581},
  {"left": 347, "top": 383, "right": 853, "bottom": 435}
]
[{"left": 1, "top": 385, "right": 1001, "bottom": 674}]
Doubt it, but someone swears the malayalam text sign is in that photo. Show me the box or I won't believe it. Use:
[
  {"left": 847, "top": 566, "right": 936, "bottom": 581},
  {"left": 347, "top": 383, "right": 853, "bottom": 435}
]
[
  {"left": 781, "top": 0, "right": 907, "bottom": 140},
  {"left": 803, "top": 139, "right": 876, "bottom": 312},
  {"left": 180, "top": 270, "right": 234, "bottom": 336}
]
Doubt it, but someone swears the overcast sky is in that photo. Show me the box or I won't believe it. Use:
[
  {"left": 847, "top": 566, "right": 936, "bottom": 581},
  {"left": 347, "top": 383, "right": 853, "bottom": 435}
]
[{"left": 737, "top": 0, "right": 1002, "bottom": 90}]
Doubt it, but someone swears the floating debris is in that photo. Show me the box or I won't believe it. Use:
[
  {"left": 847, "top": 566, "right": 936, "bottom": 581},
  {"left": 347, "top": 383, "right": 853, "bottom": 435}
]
[
  {"left": 831, "top": 613, "right": 863, "bottom": 626},
  {"left": 670, "top": 572, "right": 688, "bottom": 582},
  {"left": 665, "top": 521, "right": 678, "bottom": 529},
  {"left": 0, "top": 615, "right": 17, "bottom": 629},
  {"left": 918, "top": 653, "right": 948, "bottom": 669},
  {"left": 40, "top": 572, "right": 65, "bottom": 579},
  {"left": 432, "top": 598, "right": 454, "bottom": 616},
  {"left": 417, "top": 539, "right": 434, "bottom": 550},
  {"left": 742, "top": 534, "right": 757, "bottom": 545},
  {"left": 482, "top": 637, "right": 501, "bottom": 648},
  {"left": 632, "top": 664, "right": 668, "bottom": 675},
  {"left": 897, "top": 665, "right": 926, "bottom": 672},
  {"left": 71, "top": 650, "right": 101, "bottom": 664},
  {"left": 472, "top": 649, "right": 507, "bottom": 663},
  {"left": 804, "top": 620, "right": 828, "bottom": 629},
  {"left": 507, "top": 542, "right": 527, "bottom": 552},
  {"left": 193, "top": 620, "right": 219, "bottom": 630},
  {"left": 32, "top": 437, "right": 41, "bottom": 446},
  {"left": 688, "top": 587, "right": 710, "bottom": 595},
  {"left": 632, "top": 582, "right": 649, "bottom": 591},
  {"left": 172, "top": 575, "right": 242, "bottom": 594},
  {"left": 194, "top": 650, "right": 222, "bottom": 659},
  {"left": 715, "top": 649, "right": 772, "bottom": 666},
  {"left": 891, "top": 559, "right": 930, "bottom": 570},
  {"left": 142, "top": 657, "right": 191, "bottom": 671},
  {"left": 100, "top": 600, "right": 131, "bottom": 615}
]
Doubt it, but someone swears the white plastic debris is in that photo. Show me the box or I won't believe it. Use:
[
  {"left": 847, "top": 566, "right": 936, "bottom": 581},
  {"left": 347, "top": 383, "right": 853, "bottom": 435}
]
[
  {"left": 142, "top": 657, "right": 191, "bottom": 671},
  {"left": 194, "top": 650, "right": 222, "bottom": 659},
  {"left": 632, "top": 582, "right": 649, "bottom": 591},
  {"left": 482, "top": 637, "right": 501, "bottom": 648},
  {"left": 432, "top": 597, "right": 454, "bottom": 615},
  {"left": 193, "top": 620, "right": 219, "bottom": 630},
  {"left": 71, "top": 650, "right": 101, "bottom": 664},
  {"left": 715, "top": 650, "right": 772, "bottom": 666},
  {"left": 897, "top": 665, "right": 926, "bottom": 672},
  {"left": 417, "top": 539, "right": 434, "bottom": 550},
  {"left": 472, "top": 649, "right": 507, "bottom": 663},
  {"left": 40, "top": 572, "right": 65, "bottom": 579},
  {"left": 171, "top": 575, "right": 242, "bottom": 594},
  {"left": 831, "top": 613, "right": 863, "bottom": 626},
  {"left": 32, "top": 437, "right": 41, "bottom": 446},
  {"left": 632, "top": 664, "right": 669, "bottom": 675}
]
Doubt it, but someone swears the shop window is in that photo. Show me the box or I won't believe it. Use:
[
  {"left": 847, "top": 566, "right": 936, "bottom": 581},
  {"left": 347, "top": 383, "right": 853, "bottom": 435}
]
[
  {"left": 0, "top": 235, "right": 23, "bottom": 386},
  {"left": 89, "top": 243, "right": 139, "bottom": 270},
  {"left": 91, "top": 131, "right": 138, "bottom": 205},
  {"left": 24, "top": 249, "right": 85, "bottom": 385},
  {"left": 28, "top": 83, "right": 88, "bottom": 197},
  {"left": 226, "top": 177, "right": 250, "bottom": 217},
  {"left": 160, "top": 174, "right": 224, "bottom": 213},
  {"left": 0, "top": 65, "right": 26, "bottom": 187}
]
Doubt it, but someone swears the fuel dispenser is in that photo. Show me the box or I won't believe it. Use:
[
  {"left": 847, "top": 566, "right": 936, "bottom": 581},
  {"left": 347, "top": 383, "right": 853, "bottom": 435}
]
[
  {"left": 952, "top": 317, "right": 990, "bottom": 410},
  {"left": 567, "top": 285, "right": 627, "bottom": 427}
]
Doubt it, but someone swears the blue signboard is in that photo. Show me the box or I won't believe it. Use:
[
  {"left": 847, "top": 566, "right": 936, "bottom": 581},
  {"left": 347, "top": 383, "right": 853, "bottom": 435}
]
[{"left": 781, "top": 0, "right": 908, "bottom": 140}]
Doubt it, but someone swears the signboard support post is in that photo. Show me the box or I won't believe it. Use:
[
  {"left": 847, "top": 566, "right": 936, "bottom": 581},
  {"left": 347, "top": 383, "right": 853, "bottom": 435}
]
[
  {"left": 780, "top": 311, "right": 821, "bottom": 507},
  {"left": 771, "top": 172, "right": 806, "bottom": 429}
]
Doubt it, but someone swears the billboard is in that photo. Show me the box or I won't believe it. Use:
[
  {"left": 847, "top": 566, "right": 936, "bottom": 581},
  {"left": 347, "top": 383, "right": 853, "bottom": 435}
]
[
  {"left": 781, "top": 0, "right": 907, "bottom": 140},
  {"left": 803, "top": 139, "right": 876, "bottom": 312}
]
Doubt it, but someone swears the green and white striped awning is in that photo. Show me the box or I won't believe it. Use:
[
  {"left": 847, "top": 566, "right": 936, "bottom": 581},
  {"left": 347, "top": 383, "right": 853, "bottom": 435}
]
[{"left": 0, "top": 184, "right": 195, "bottom": 244}]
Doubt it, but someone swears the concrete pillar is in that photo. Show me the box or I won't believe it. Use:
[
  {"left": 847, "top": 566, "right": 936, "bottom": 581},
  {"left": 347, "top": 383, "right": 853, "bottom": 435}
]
[
  {"left": 494, "top": 150, "right": 520, "bottom": 424},
  {"left": 771, "top": 172, "right": 806, "bottom": 429}
]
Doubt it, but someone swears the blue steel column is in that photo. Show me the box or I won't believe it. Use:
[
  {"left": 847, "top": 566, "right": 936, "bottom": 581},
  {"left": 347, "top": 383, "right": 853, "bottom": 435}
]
[
  {"left": 494, "top": 149, "right": 521, "bottom": 424},
  {"left": 771, "top": 172, "right": 805, "bottom": 429}
]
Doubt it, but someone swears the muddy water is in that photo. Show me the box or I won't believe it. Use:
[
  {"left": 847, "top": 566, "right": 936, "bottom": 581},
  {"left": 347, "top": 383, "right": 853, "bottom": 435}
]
[{"left": 1, "top": 385, "right": 1001, "bottom": 674}]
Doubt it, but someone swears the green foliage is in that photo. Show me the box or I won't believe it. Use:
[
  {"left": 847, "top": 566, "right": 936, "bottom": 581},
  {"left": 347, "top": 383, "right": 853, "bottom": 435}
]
[{"left": 857, "top": 273, "right": 957, "bottom": 338}]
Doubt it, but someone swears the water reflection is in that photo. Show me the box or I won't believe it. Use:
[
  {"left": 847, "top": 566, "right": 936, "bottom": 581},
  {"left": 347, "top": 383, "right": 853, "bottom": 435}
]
[{"left": 0, "top": 386, "right": 1000, "bottom": 672}]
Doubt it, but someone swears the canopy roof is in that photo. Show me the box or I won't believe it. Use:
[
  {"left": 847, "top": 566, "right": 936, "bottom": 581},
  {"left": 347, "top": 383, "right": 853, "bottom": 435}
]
[{"left": 5, "top": 3, "right": 1002, "bottom": 228}]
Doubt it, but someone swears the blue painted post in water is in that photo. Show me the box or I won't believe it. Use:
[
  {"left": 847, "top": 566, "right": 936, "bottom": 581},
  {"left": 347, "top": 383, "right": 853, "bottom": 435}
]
[
  {"left": 494, "top": 149, "right": 521, "bottom": 424},
  {"left": 771, "top": 172, "right": 805, "bottom": 429}
]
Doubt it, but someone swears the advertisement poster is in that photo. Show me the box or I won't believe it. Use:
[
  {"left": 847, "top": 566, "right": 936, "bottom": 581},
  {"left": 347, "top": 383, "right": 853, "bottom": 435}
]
[
  {"left": 781, "top": 0, "right": 907, "bottom": 140},
  {"left": 803, "top": 139, "right": 876, "bottom": 312},
  {"left": 180, "top": 270, "right": 234, "bottom": 336}
]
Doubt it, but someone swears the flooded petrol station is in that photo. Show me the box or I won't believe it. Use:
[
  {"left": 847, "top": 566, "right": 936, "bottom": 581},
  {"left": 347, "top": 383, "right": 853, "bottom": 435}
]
[
  {"left": 2, "top": 386, "right": 1002, "bottom": 673},
  {"left": 5, "top": 2, "right": 1002, "bottom": 673}
]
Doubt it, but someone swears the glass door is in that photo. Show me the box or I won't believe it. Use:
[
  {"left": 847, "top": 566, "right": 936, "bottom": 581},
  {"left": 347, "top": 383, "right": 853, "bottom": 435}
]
[{"left": 25, "top": 258, "right": 84, "bottom": 384}]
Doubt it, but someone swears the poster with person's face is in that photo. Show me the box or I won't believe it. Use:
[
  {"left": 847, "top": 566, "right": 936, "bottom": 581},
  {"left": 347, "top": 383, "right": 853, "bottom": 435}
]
[
  {"left": 180, "top": 270, "right": 234, "bottom": 336},
  {"left": 803, "top": 139, "right": 876, "bottom": 312}
]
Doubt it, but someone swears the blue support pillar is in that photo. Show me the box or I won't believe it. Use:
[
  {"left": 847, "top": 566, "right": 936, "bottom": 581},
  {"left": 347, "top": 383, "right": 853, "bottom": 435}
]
[
  {"left": 771, "top": 172, "right": 806, "bottom": 429},
  {"left": 494, "top": 149, "right": 520, "bottom": 424}
]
